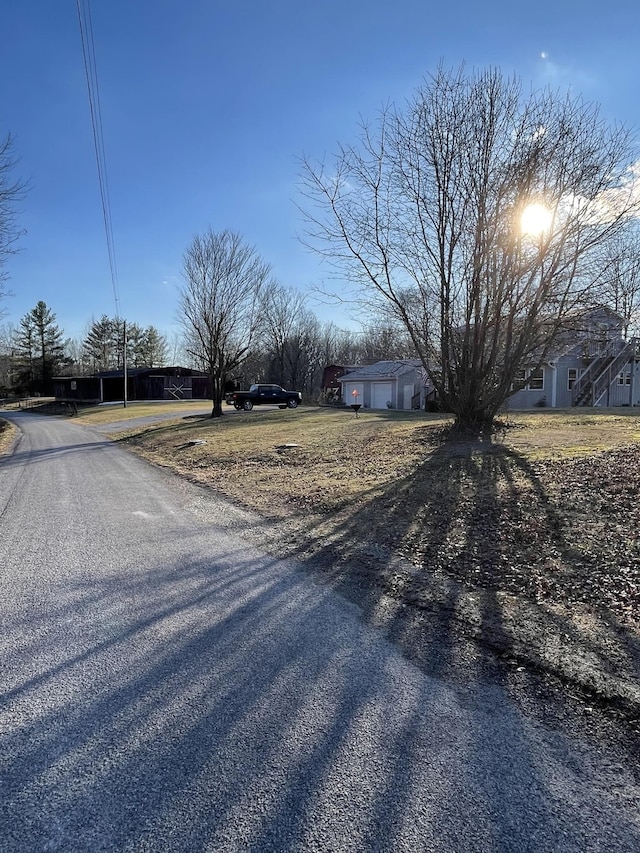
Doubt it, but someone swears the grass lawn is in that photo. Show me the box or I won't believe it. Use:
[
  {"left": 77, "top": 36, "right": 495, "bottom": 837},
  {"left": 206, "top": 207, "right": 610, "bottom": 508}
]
[
  {"left": 108, "top": 405, "right": 640, "bottom": 609},
  {"left": 73, "top": 400, "right": 213, "bottom": 424},
  {"left": 0, "top": 418, "right": 18, "bottom": 455},
  {"left": 109, "top": 404, "right": 640, "bottom": 716},
  {"left": 4, "top": 401, "right": 639, "bottom": 716},
  {"left": 110, "top": 405, "right": 640, "bottom": 532}
]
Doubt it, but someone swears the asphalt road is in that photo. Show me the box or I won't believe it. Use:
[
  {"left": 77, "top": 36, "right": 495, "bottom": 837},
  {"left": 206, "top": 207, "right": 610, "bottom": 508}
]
[{"left": 1, "top": 411, "right": 639, "bottom": 852}]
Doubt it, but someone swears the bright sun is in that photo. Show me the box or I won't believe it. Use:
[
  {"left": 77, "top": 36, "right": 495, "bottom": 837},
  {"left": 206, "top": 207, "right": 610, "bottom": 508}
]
[{"left": 521, "top": 203, "right": 553, "bottom": 236}]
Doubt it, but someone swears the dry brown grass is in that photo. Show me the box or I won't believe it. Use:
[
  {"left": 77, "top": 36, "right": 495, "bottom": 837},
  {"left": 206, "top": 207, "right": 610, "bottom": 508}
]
[
  {"left": 499, "top": 408, "right": 640, "bottom": 458},
  {"left": 0, "top": 418, "right": 18, "bottom": 455},
  {"left": 116, "top": 407, "right": 452, "bottom": 517},
  {"left": 114, "top": 405, "right": 640, "bottom": 716},
  {"left": 74, "top": 400, "right": 212, "bottom": 425},
  {"left": 3, "top": 402, "right": 639, "bottom": 713},
  {"left": 114, "top": 405, "right": 640, "bottom": 518}
]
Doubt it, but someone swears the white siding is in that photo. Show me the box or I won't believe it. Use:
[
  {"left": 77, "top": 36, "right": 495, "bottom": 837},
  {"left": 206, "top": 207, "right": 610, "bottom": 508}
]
[{"left": 343, "top": 382, "right": 364, "bottom": 406}]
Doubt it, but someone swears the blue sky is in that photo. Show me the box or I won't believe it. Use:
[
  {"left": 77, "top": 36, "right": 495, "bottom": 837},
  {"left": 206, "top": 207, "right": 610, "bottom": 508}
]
[{"left": 1, "top": 0, "right": 639, "bottom": 342}]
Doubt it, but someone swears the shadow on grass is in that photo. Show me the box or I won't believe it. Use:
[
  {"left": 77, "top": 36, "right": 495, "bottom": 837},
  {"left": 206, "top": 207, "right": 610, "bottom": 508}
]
[{"left": 281, "top": 431, "right": 640, "bottom": 725}]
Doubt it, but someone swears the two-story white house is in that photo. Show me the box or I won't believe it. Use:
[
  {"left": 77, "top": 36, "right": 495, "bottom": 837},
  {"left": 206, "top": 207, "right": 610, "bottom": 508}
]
[
  {"left": 506, "top": 307, "right": 640, "bottom": 410},
  {"left": 337, "top": 308, "right": 640, "bottom": 411}
]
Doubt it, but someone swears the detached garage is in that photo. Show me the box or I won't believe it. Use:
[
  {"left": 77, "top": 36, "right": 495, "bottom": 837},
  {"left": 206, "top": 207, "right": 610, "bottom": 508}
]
[{"left": 339, "top": 360, "right": 427, "bottom": 410}]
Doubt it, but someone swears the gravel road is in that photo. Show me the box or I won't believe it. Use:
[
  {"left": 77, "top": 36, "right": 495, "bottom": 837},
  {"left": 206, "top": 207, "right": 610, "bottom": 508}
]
[{"left": 1, "top": 410, "right": 639, "bottom": 852}]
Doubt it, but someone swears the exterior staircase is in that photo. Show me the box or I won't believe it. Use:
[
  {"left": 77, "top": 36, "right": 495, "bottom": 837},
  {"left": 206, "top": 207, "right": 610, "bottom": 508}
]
[{"left": 572, "top": 338, "right": 640, "bottom": 406}]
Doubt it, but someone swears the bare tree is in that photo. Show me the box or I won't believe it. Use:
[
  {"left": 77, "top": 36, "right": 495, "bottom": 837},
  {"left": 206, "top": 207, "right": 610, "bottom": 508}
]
[
  {"left": 596, "top": 226, "right": 640, "bottom": 335},
  {"left": 168, "top": 331, "right": 189, "bottom": 367},
  {"left": 0, "top": 134, "right": 27, "bottom": 318},
  {"left": 358, "top": 321, "right": 418, "bottom": 362},
  {"left": 180, "top": 229, "right": 272, "bottom": 417},
  {"left": 62, "top": 336, "right": 91, "bottom": 376},
  {"left": 260, "top": 283, "right": 307, "bottom": 380},
  {"left": 300, "top": 65, "right": 640, "bottom": 432},
  {"left": 0, "top": 322, "right": 15, "bottom": 393},
  {"left": 317, "top": 322, "right": 361, "bottom": 367},
  {"left": 0, "top": 322, "right": 14, "bottom": 355},
  {"left": 260, "top": 283, "right": 324, "bottom": 392}
]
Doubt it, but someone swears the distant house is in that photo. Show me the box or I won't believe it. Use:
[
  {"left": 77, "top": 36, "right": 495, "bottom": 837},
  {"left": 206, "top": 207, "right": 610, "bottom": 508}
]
[
  {"left": 338, "top": 359, "right": 433, "bottom": 410},
  {"left": 506, "top": 307, "right": 640, "bottom": 409},
  {"left": 53, "top": 367, "right": 212, "bottom": 403},
  {"left": 320, "top": 364, "right": 363, "bottom": 404},
  {"left": 335, "top": 308, "right": 640, "bottom": 412}
]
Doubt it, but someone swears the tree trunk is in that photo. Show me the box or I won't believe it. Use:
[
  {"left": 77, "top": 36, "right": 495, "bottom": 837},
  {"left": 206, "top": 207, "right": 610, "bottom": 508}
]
[
  {"left": 453, "top": 409, "right": 496, "bottom": 436},
  {"left": 210, "top": 374, "right": 224, "bottom": 418}
]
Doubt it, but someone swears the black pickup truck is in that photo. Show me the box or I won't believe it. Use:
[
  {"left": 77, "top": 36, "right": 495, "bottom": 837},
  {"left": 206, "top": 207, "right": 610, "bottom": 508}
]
[{"left": 226, "top": 384, "right": 302, "bottom": 411}]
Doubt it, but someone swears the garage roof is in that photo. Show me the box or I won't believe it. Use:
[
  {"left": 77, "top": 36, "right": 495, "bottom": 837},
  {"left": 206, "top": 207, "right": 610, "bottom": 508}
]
[{"left": 339, "top": 359, "right": 421, "bottom": 382}]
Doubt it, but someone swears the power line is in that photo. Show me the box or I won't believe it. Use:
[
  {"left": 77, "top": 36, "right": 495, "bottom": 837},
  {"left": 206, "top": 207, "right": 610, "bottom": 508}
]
[
  {"left": 76, "top": 0, "right": 121, "bottom": 317},
  {"left": 77, "top": 1, "right": 127, "bottom": 407}
]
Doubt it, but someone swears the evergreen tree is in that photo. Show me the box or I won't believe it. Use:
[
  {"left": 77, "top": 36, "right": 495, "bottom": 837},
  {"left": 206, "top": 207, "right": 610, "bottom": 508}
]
[
  {"left": 110, "top": 317, "right": 126, "bottom": 371},
  {"left": 139, "top": 326, "right": 168, "bottom": 367},
  {"left": 83, "top": 316, "right": 169, "bottom": 371},
  {"left": 83, "top": 315, "right": 117, "bottom": 372},
  {"left": 14, "top": 301, "right": 66, "bottom": 394},
  {"left": 123, "top": 321, "right": 143, "bottom": 367}
]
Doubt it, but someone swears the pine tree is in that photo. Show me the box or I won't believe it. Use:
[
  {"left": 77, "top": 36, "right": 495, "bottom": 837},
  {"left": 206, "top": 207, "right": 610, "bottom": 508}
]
[
  {"left": 83, "top": 315, "right": 118, "bottom": 372},
  {"left": 139, "top": 326, "right": 168, "bottom": 367},
  {"left": 82, "top": 316, "right": 169, "bottom": 370},
  {"left": 14, "top": 301, "right": 65, "bottom": 394},
  {"left": 124, "top": 322, "right": 144, "bottom": 367}
]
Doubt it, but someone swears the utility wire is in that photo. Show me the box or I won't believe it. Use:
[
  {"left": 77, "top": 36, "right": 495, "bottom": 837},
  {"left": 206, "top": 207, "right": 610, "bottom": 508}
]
[
  {"left": 77, "top": 0, "right": 127, "bottom": 407},
  {"left": 76, "top": 0, "right": 121, "bottom": 317}
]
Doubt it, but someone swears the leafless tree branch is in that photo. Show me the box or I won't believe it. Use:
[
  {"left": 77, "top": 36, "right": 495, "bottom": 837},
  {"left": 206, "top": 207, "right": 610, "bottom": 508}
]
[{"left": 299, "top": 65, "right": 640, "bottom": 430}]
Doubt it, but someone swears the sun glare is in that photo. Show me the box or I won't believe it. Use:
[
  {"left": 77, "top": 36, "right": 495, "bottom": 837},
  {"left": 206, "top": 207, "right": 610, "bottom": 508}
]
[{"left": 521, "top": 203, "right": 553, "bottom": 236}]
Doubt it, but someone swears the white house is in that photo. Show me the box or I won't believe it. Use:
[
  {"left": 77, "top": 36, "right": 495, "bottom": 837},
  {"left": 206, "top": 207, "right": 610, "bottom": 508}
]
[
  {"left": 506, "top": 307, "right": 640, "bottom": 409},
  {"left": 337, "top": 308, "right": 640, "bottom": 412}
]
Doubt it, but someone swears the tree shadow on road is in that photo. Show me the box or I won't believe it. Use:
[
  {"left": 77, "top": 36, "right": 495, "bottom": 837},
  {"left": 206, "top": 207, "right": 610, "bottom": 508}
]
[{"left": 3, "top": 541, "right": 639, "bottom": 851}]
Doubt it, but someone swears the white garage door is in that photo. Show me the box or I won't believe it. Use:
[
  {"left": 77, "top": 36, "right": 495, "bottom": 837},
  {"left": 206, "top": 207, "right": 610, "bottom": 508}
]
[{"left": 371, "top": 382, "right": 393, "bottom": 409}]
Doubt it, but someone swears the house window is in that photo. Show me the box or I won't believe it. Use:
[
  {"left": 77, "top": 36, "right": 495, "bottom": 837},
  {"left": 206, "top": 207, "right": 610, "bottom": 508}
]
[
  {"left": 511, "top": 369, "right": 526, "bottom": 391},
  {"left": 567, "top": 368, "right": 578, "bottom": 390},
  {"left": 618, "top": 371, "right": 631, "bottom": 386},
  {"left": 528, "top": 368, "right": 544, "bottom": 390}
]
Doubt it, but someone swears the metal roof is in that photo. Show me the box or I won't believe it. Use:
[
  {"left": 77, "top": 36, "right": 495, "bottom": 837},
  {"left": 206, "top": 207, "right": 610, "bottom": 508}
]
[{"left": 338, "top": 359, "right": 422, "bottom": 382}]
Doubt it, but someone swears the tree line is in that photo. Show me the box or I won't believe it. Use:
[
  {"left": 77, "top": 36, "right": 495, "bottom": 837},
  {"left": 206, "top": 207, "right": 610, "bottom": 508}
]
[
  {"left": 170, "top": 66, "right": 640, "bottom": 423},
  {"left": 0, "top": 308, "right": 172, "bottom": 396},
  {"left": 0, "top": 294, "right": 415, "bottom": 399},
  {"left": 3, "top": 66, "right": 640, "bottom": 426},
  {"left": 177, "top": 228, "right": 419, "bottom": 415}
]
